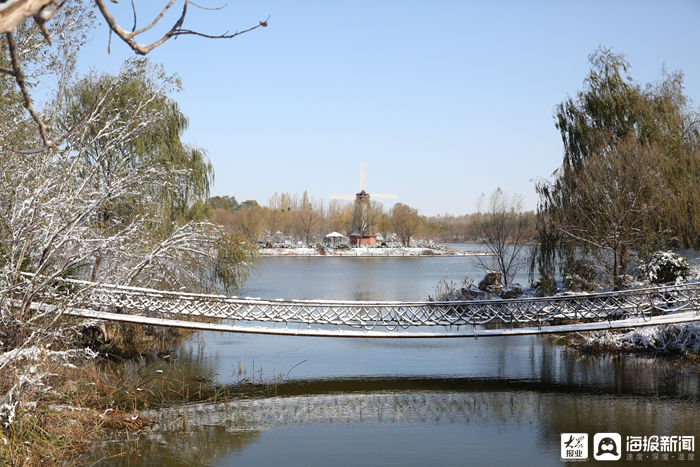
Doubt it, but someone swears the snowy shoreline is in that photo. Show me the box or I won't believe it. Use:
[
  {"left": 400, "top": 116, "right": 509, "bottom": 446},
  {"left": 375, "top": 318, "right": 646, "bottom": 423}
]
[
  {"left": 571, "top": 260, "right": 700, "bottom": 358},
  {"left": 258, "top": 246, "right": 490, "bottom": 257},
  {"left": 573, "top": 323, "right": 700, "bottom": 356}
]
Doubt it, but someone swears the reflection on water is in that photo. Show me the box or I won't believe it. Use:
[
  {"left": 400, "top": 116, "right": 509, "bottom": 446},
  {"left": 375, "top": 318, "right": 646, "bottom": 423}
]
[
  {"left": 176, "top": 332, "right": 700, "bottom": 398},
  {"left": 87, "top": 253, "right": 699, "bottom": 466},
  {"left": 143, "top": 378, "right": 700, "bottom": 431},
  {"left": 91, "top": 379, "right": 699, "bottom": 466}
]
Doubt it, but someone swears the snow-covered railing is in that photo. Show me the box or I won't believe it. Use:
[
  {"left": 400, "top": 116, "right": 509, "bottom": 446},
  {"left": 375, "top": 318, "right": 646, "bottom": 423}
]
[{"left": 19, "top": 277, "right": 700, "bottom": 337}]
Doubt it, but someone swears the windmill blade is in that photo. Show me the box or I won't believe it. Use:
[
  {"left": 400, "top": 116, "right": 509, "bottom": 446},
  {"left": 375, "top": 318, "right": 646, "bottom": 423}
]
[
  {"left": 371, "top": 193, "right": 399, "bottom": 200},
  {"left": 360, "top": 162, "right": 366, "bottom": 191},
  {"left": 330, "top": 194, "right": 356, "bottom": 200}
]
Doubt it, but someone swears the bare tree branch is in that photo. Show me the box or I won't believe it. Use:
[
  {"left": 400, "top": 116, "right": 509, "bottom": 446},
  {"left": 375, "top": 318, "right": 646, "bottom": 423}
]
[
  {"left": 187, "top": 1, "right": 227, "bottom": 11},
  {"left": 129, "top": 0, "right": 136, "bottom": 31},
  {"left": 2, "top": 0, "right": 269, "bottom": 153},
  {"left": 4, "top": 26, "right": 97, "bottom": 154},
  {"left": 4, "top": 31, "right": 54, "bottom": 148},
  {"left": 94, "top": 0, "right": 268, "bottom": 56},
  {"left": 0, "top": 0, "right": 60, "bottom": 33},
  {"left": 171, "top": 15, "right": 269, "bottom": 39},
  {"left": 94, "top": 0, "right": 182, "bottom": 55},
  {"left": 130, "top": 0, "right": 177, "bottom": 36}
]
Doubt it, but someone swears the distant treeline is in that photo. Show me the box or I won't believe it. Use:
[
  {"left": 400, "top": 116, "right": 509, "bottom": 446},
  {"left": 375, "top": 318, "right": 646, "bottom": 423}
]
[
  {"left": 191, "top": 192, "right": 537, "bottom": 246},
  {"left": 424, "top": 211, "right": 537, "bottom": 243}
]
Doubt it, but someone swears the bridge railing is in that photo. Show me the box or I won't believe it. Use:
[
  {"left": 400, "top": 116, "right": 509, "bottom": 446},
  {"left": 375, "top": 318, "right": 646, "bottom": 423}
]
[{"left": 32, "top": 277, "right": 700, "bottom": 331}]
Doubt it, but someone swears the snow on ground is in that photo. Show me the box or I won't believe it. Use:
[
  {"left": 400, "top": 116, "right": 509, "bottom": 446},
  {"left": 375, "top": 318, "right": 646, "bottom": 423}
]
[
  {"left": 578, "top": 323, "right": 700, "bottom": 354},
  {"left": 258, "top": 246, "right": 488, "bottom": 257},
  {"left": 578, "top": 250, "right": 700, "bottom": 355},
  {"left": 0, "top": 346, "right": 98, "bottom": 369}
]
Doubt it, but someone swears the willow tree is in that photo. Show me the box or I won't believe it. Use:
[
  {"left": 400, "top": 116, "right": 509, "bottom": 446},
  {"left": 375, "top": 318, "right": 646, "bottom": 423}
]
[
  {"left": 533, "top": 47, "right": 700, "bottom": 291},
  {"left": 56, "top": 59, "right": 215, "bottom": 281},
  {"left": 0, "top": 0, "right": 262, "bottom": 438}
]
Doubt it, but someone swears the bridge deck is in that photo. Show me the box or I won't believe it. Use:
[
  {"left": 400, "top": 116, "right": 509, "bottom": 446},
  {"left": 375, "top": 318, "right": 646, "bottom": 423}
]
[
  {"left": 59, "top": 306, "right": 699, "bottom": 338},
  {"left": 17, "top": 277, "right": 700, "bottom": 338}
]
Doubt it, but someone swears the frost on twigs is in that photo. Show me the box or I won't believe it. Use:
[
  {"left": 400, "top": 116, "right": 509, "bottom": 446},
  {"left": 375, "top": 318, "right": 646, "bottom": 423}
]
[
  {"left": 0, "top": 344, "right": 99, "bottom": 427},
  {"left": 428, "top": 277, "right": 488, "bottom": 301},
  {"left": 0, "top": 59, "right": 254, "bottom": 428}
]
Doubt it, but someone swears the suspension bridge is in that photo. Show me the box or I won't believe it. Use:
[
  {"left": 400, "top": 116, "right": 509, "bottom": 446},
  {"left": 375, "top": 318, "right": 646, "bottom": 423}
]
[{"left": 19, "top": 277, "right": 700, "bottom": 338}]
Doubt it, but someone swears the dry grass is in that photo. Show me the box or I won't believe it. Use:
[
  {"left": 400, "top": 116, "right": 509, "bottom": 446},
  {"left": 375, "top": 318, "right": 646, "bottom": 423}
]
[
  {"left": 0, "top": 358, "right": 152, "bottom": 466},
  {"left": 0, "top": 311, "right": 205, "bottom": 466},
  {"left": 0, "top": 342, "right": 232, "bottom": 465},
  {"left": 0, "top": 309, "right": 230, "bottom": 465}
]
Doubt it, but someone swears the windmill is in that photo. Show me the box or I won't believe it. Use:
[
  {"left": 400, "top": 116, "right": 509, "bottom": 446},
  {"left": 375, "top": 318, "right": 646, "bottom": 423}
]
[{"left": 330, "top": 163, "right": 398, "bottom": 246}]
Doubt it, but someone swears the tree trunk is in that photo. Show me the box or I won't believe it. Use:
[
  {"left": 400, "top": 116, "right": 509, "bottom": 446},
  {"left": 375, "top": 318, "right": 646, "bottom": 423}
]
[
  {"left": 91, "top": 255, "right": 102, "bottom": 282},
  {"left": 613, "top": 249, "right": 620, "bottom": 290},
  {"left": 619, "top": 244, "right": 628, "bottom": 277}
]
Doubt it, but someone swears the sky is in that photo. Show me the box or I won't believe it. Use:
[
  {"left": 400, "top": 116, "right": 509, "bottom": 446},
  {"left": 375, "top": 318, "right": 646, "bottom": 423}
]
[{"left": 77, "top": 0, "right": 700, "bottom": 216}]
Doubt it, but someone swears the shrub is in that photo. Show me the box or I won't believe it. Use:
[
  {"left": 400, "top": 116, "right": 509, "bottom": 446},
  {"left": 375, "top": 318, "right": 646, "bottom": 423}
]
[
  {"left": 641, "top": 251, "right": 690, "bottom": 284},
  {"left": 429, "top": 277, "right": 478, "bottom": 301}
]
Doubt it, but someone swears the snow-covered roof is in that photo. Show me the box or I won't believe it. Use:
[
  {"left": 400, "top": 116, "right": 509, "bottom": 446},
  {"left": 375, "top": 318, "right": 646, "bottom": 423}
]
[{"left": 324, "top": 232, "right": 345, "bottom": 238}]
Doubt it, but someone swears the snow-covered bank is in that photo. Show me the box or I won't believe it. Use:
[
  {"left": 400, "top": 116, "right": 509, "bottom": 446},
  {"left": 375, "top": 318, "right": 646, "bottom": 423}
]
[
  {"left": 575, "top": 323, "right": 700, "bottom": 355},
  {"left": 567, "top": 258, "right": 700, "bottom": 356},
  {"left": 258, "top": 246, "right": 489, "bottom": 257},
  {"left": 573, "top": 259, "right": 700, "bottom": 356}
]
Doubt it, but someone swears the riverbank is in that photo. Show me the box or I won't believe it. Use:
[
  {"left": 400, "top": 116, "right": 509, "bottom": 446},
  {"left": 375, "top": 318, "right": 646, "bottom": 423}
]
[
  {"left": 427, "top": 257, "right": 700, "bottom": 361},
  {"left": 259, "top": 246, "right": 489, "bottom": 257},
  {"left": 564, "top": 261, "right": 700, "bottom": 360},
  {"left": 0, "top": 352, "right": 148, "bottom": 465},
  {"left": 0, "top": 317, "right": 200, "bottom": 466},
  {"left": 566, "top": 322, "right": 700, "bottom": 361}
]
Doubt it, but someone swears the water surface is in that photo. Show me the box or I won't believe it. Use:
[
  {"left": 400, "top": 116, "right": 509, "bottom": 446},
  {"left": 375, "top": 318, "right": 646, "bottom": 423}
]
[{"left": 90, "top": 250, "right": 699, "bottom": 466}]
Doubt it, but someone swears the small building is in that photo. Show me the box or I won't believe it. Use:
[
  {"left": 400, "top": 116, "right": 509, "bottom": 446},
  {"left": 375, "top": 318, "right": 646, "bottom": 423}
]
[
  {"left": 323, "top": 231, "right": 346, "bottom": 247},
  {"left": 349, "top": 234, "right": 377, "bottom": 246}
]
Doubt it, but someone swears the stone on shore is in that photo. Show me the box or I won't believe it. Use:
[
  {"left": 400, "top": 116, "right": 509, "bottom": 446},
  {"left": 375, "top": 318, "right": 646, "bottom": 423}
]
[
  {"left": 478, "top": 272, "right": 503, "bottom": 295},
  {"left": 500, "top": 284, "right": 524, "bottom": 299}
]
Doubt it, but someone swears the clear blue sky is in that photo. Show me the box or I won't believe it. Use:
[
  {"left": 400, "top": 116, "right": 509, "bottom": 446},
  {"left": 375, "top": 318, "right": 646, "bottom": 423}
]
[{"left": 78, "top": 0, "right": 700, "bottom": 215}]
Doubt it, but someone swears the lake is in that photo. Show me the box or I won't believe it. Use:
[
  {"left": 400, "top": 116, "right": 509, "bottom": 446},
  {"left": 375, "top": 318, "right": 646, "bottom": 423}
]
[{"left": 89, "top": 251, "right": 699, "bottom": 466}]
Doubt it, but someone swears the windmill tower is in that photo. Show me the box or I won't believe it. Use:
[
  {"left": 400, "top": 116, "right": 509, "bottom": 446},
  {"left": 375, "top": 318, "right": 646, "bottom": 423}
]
[{"left": 330, "top": 163, "right": 398, "bottom": 246}]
